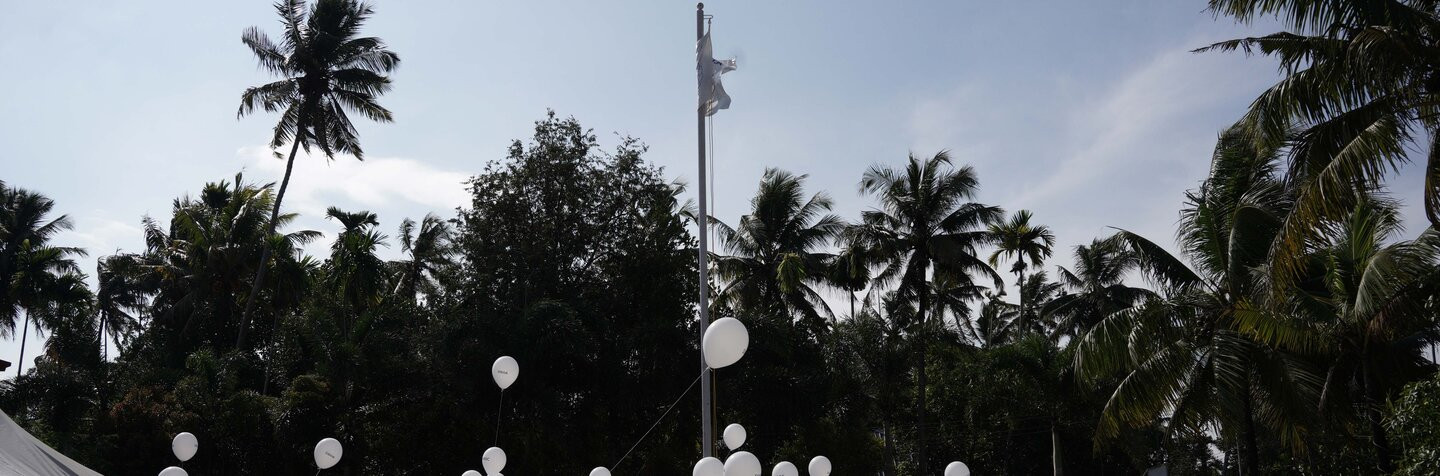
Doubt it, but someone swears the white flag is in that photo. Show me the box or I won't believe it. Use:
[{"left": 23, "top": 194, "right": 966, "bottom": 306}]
[{"left": 697, "top": 32, "right": 737, "bottom": 116}]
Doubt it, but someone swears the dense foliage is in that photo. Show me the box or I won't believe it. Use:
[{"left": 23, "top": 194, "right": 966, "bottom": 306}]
[
  {"left": 5, "top": 111, "right": 1436, "bottom": 474},
  {"left": 1, "top": 0, "right": 1438, "bottom": 475},
  {"left": 1387, "top": 372, "right": 1440, "bottom": 475}
]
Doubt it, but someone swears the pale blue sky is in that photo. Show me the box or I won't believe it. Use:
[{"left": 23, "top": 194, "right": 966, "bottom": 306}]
[{"left": 0, "top": 1, "right": 1429, "bottom": 373}]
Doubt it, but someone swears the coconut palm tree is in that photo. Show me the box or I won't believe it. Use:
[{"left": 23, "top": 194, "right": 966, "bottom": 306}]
[
  {"left": 1, "top": 183, "right": 81, "bottom": 327},
  {"left": 932, "top": 266, "right": 991, "bottom": 335},
  {"left": 966, "top": 294, "right": 1018, "bottom": 349},
  {"left": 0, "top": 183, "right": 88, "bottom": 376},
  {"left": 1013, "top": 270, "right": 1064, "bottom": 337},
  {"left": 711, "top": 169, "right": 844, "bottom": 328},
  {"left": 318, "top": 207, "right": 388, "bottom": 428},
  {"left": 846, "top": 151, "right": 1003, "bottom": 474},
  {"left": 325, "top": 207, "right": 388, "bottom": 323},
  {"left": 1199, "top": 0, "right": 1440, "bottom": 280},
  {"left": 236, "top": 0, "right": 400, "bottom": 349},
  {"left": 1240, "top": 199, "right": 1440, "bottom": 472},
  {"left": 1074, "top": 127, "right": 1317, "bottom": 475},
  {"left": 960, "top": 272, "right": 1061, "bottom": 347},
  {"left": 827, "top": 244, "right": 875, "bottom": 320},
  {"left": 94, "top": 254, "right": 152, "bottom": 360},
  {"left": 390, "top": 214, "right": 454, "bottom": 304},
  {"left": 143, "top": 175, "right": 319, "bottom": 350},
  {"left": 1046, "top": 238, "right": 1153, "bottom": 340},
  {"left": 7, "top": 249, "right": 88, "bottom": 378},
  {"left": 988, "top": 210, "right": 1056, "bottom": 325}
]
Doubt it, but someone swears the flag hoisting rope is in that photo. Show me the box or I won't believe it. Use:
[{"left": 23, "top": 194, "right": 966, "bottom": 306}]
[{"left": 695, "top": 2, "right": 738, "bottom": 460}]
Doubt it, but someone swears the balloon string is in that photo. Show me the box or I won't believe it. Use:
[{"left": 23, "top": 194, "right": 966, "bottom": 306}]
[
  {"left": 494, "top": 388, "right": 505, "bottom": 446},
  {"left": 612, "top": 372, "right": 704, "bottom": 471}
]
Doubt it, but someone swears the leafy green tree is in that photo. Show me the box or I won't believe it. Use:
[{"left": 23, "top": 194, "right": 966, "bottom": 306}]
[
  {"left": 0, "top": 297, "right": 103, "bottom": 462},
  {"left": 236, "top": 0, "right": 400, "bottom": 349},
  {"left": 923, "top": 331, "right": 1146, "bottom": 475},
  {"left": 454, "top": 112, "right": 699, "bottom": 473},
  {"left": 1387, "top": 371, "right": 1440, "bottom": 475},
  {"left": 846, "top": 151, "right": 1003, "bottom": 474},
  {"left": 988, "top": 210, "right": 1056, "bottom": 326},
  {"left": 711, "top": 168, "right": 844, "bottom": 329},
  {"left": 828, "top": 306, "right": 908, "bottom": 474}
]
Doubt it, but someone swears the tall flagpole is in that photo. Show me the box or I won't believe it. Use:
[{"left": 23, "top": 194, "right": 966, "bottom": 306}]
[{"left": 695, "top": 2, "right": 715, "bottom": 460}]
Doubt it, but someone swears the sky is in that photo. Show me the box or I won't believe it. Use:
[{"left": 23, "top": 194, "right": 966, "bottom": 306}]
[{"left": 0, "top": 1, "right": 1431, "bottom": 376}]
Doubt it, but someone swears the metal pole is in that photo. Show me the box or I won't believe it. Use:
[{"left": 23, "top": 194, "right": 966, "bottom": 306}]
[{"left": 695, "top": 2, "right": 714, "bottom": 460}]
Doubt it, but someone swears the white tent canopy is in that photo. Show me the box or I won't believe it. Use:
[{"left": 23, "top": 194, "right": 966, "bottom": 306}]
[{"left": 0, "top": 410, "right": 102, "bottom": 476}]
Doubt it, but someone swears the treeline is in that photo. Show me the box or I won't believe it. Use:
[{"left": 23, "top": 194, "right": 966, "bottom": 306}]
[{"left": 3, "top": 111, "right": 1439, "bottom": 475}]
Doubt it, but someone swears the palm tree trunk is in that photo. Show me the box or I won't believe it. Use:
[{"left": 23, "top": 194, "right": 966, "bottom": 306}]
[
  {"left": 1051, "top": 421, "right": 1064, "bottom": 476},
  {"left": 1240, "top": 379, "right": 1259, "bottom": 476},
  {"left": 237, "top": 137, "right": 304, "bottom": 350},
  {"left": 1362, "top": 360, "right": 1394, "bottom": 472},
  {"left": 405, "top": 262, "right": 421, "bottom": 303},
  {"left": 260, "top": 310, "right": 285, "bottom": 396},
  {"left": 1017, "top": 268, "right": 1027, "bottom": 327},
  {"left": 882, "top": 416, "right": 896, "bottom": 476},
  {"left": 915, "top": 278, "right": 930, "bottom": 476},
  {"left": 15, "top": 311, "right": 28, "bottom": 378}
]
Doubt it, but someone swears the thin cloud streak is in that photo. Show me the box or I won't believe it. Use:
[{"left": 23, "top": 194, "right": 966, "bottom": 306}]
[
  {"left": 900, "top": 40, "right": 1280, "bottom": 296},
  {"left": 239, "top": 146, "right": 472, "bottom": 219}
]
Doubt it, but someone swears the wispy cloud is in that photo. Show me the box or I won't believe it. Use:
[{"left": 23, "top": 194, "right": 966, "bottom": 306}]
[
  {"left": 1013, "top": 47, "right": 1271, "bottom": 209},
  {"left": 903, "top": 39, "right": 1278, "bottom": 290},
  {"left": 60, "top": 214, "right": 143, "bottom": 257},
  {"left": 237, "top": 146, "right": 472, "bottom": 220},
  {"left": 233, "top": 146, "right": 472, "bottom": 262}
]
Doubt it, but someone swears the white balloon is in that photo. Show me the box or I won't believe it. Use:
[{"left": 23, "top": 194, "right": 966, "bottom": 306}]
[
  {"left": 463, "top": 471, "right": 482, "bottom": 476},
  {"left": 158, "top": 467, "right": 188, "bottom": 476},
  {"left": 722, "top": 423, "right": 747, "bottom": 450},
  {"left": 702, "top": 317, "right": 750, "bottom": 369},
  {"left": 589, "top": 467, "right": 612, "bottom": 476},
  {"left": 693, "top": 456, "right": 725, "bottom": 476},
  {"left": 314, "top": 438, "right": 343, "bottom": 470},
  {"left": 807, "top": 456, "right": 831, "bottom": 476},
  {"left": 771, "top": 461, "right": 798, "bottom": 476},
  {"left": 944, "top": 461, "right": 971, "bottom": 476},
  {"left": 492, "top": 356, "right": 519, "bottom": 390},
  {"left": 724, "top": 451, "right": 762, "bottom": 476},
  {"left": 171, "top": 432, "right": 198, "bottom": 462},
  {"left": 482, "top": 446, "right": 507, "bottom": 474}
]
